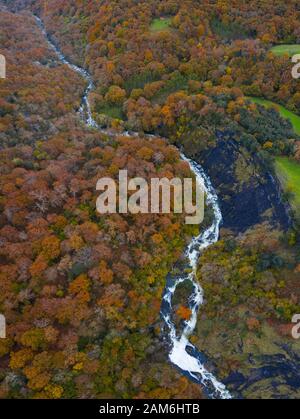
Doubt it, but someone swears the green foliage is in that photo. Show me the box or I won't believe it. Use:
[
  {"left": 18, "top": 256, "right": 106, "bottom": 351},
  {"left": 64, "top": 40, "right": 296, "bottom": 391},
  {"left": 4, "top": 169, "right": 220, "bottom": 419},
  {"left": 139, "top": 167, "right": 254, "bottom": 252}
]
[
  {"left": 95, "top": 103, "right": 124, "bottom": 120},
  {"left": 68, "top": 263, "right": 88, "bottom": 280},
  {"left": 210, "top": 16, "right": 254, "bottom": 40},
  {"left": 150, "top": 18, "right": 172, "bottom": 32},
  {"left": 124, "top": 70, "right": 162, "bottom": 92},
  {"left": 152, "top": 72, "right": 189, "bottom": 104},
  {"left": 237, "top": 101, "right": 297, "bottom": 157},
  {"left": 271, "top": 44, "right": 300, "bottom": 56},
  {"left": 248, "top": 97, "right": 300, "bottom": 135},
  {"left": 198, "top": 235, "right": 300, "bottom": 322},
  {"left": 63, "top": 380, "right": 77, "bottom": 399}
]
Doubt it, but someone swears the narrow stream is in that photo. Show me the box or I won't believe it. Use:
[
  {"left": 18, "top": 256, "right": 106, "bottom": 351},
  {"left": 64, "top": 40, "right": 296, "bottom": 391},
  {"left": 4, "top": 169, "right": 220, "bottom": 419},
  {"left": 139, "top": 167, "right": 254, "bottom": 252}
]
[
  {"left": 35, "top": 15, "right": 231, "bottom": 399},
  {"left": 161, "top": 156, "right": 231, "bottom": 399}
]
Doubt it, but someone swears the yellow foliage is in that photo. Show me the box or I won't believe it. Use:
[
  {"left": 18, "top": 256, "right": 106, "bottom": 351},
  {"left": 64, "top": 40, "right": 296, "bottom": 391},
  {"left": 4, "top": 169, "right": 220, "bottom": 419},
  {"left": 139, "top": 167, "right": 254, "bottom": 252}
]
[
  {"left": 69, "top": 234, "right": 85, "bottom": 250},
  {"left": 41, "top": 236, "right": 61, "bottom": 261},
  {"left": 263, "top": 141, "right": 273, "bottom": 149},
  {"left": 144, "top": 49, "right": 153, "bottom": 62},
  {"left": 10, "top": 348, "right": 34, "bottom": 369},
  {"left": 105, "top": 85, "right": 126, "bottom": 105},
  {"left": 69, "top": 274, "right": 91, "bottom": 303},
  {"left": 73, "top": 362, "right": 83, "bottom": 372},
  {"left": 45, "top": 384, "right": 64, "bottom": 399},
  {"left": 25, "top": 370, "right": 51, "bottom": 391},
  {"left": 99, "top": 260, "right": 114, "bottom": 285},
  {"left": 20, "top": 329, "right": 46, "bottom": 351},
  {"left": 151, "top": 233, "right": 164, "bottom": 245},
  {"left": 0, "top": 338, "right": 12, "bottom": 357},
  {"left": 137, "top": 146, "right": 154, "bottom": 161}
]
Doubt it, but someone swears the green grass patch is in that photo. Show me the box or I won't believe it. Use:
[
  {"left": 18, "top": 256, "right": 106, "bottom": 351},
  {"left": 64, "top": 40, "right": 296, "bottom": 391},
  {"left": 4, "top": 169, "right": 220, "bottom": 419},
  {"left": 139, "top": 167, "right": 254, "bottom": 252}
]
[
  {"left": 96, "top": 104, "right": 124, "bottom": 120},
  {"left": 275, "top": 157, "right": 300, "bottom": 212},
  {"left": 270, "top": 44, "right": 300, "bottom": 57},
  {"left": 150, "top": 18, "right": 172, "bottom": 32},
  {"left": 247, "top": 97, "right": 300, "bottom": 135}
]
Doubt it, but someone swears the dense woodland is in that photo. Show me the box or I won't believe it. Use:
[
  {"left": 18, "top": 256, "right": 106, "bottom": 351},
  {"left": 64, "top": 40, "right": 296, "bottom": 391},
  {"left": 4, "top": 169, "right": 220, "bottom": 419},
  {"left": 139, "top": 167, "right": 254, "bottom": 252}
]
[
  {"left": 0, "top": 6, "right": 203, "bottom": 399},
  {"left": 7, "top": 0, "right": 300, "bottom": 155},
  {"left": 0, "top": 0, "right": 300, "bottom": 399}
]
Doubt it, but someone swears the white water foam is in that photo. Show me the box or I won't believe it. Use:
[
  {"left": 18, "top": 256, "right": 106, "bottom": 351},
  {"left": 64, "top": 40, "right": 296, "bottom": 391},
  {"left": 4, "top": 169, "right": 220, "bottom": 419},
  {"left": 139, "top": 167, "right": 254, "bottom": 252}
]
[{"left": 161, "top": 155, "right": 231, "bottom": 399}]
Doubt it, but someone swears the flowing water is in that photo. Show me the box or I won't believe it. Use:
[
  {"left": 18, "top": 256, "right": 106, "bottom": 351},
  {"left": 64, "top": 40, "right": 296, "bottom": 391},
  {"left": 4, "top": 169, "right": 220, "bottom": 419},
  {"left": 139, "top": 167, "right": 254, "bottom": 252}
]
[
  {"left": 161, "top": 156, "right": 231, "bottom": 399},
  {"left": 35, "top": 15, "right": 231, "bottom": 399}
]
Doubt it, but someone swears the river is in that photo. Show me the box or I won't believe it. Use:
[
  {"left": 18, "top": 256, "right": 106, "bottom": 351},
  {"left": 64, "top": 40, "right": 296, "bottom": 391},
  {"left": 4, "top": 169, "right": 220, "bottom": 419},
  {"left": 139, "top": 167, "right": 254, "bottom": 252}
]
[{"left": 35, "top": 15, "right": 231, "bottom": 399}]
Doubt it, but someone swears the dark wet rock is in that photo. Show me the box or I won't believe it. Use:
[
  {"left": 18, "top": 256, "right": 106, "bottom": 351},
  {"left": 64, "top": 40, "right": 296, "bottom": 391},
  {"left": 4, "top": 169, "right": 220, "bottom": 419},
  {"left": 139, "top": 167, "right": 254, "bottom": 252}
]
[{"left": 190, "top": 132, "right": 292, "bottom": 233}]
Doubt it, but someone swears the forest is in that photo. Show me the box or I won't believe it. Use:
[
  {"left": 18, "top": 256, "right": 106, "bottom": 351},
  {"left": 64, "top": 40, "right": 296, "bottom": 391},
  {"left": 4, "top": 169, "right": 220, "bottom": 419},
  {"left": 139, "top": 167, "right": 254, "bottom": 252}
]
[
  {"left": 0, "top": 0, "right": 300, "bottom": 400},
  {"left": 0, "top": 5, "right": 203, "bottom": 399}
]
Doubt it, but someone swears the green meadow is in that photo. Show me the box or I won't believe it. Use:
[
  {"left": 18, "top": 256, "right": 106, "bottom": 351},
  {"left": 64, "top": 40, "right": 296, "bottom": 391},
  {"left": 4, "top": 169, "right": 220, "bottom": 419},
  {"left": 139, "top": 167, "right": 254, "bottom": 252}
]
[
  {"left": 270, "top": 44, "right": 300, "bottom": 57},
  {"left": 275, "top": 157, "right": 300, "bottom": 212},
  {"left": 150, "top": 17, "right": 172, "bottom": 32},
  {"left": 95, "top": 104, "right": 124, "bottom": 120}
]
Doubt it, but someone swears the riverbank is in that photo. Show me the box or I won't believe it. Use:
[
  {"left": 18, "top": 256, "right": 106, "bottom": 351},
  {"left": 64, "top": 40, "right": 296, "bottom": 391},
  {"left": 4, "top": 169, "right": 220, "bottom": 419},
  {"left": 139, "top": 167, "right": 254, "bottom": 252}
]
[{"left": 187, "top": 134, "right": 292, "bottom": 233}]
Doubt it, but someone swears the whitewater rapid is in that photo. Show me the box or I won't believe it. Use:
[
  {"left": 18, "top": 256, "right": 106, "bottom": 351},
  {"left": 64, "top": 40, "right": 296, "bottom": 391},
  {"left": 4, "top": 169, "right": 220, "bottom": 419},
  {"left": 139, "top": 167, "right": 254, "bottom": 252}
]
[
  {"left": 161, "top": 156, "right": 231, "bottom": 399},
  {"left": 35, "top": 15, "right": 231, "bottom": 399}
]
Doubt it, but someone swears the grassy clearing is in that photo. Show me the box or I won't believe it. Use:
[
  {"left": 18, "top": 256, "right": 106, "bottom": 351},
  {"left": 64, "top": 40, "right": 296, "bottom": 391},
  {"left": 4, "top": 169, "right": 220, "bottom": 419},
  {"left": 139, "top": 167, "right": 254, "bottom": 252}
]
[
  {"left": 150, "top": 18, "right": 172, "bottom": 32},
  {"left": 96, "top": 104, "right": 124, "bottom": 120},
  {"left": 275, "top": 157, "right": 300, "bottom": 212},
  {"left": 270, "top": 44, "right": 300, "bottom": 57},
  {"left": 247, "top": 97, "right": 300, "bottom": 135}
]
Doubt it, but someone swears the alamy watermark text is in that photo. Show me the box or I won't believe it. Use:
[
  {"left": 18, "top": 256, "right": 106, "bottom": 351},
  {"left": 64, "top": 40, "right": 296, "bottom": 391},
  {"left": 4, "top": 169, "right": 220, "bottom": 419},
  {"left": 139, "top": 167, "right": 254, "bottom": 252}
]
[
  {"left": 0, "top": 54, "right": 6, "bottom": 79},
  {"left": 96, "top": 170, "right": 205, "bottom": 225}
]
